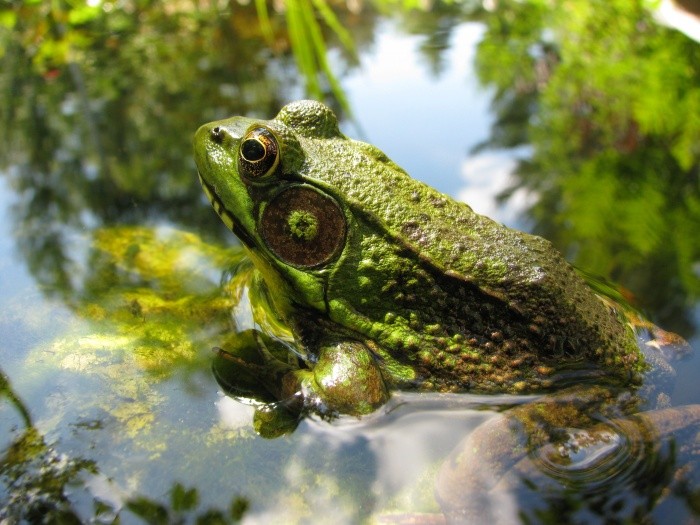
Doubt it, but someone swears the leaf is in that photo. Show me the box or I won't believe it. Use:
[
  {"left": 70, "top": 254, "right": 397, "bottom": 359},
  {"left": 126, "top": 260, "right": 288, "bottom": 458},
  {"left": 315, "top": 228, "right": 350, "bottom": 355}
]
[
  {"left": 171, "top": 482, "right": 199, "bottom": 512},
  {"left": 286, "top": 0, "right": 322, "bottom": 97},
  {"left": 0, "top": 9, "right": 17, "bottom": 29},
  {"left": 125, "top": 497, "right": 169, "bottom": 525},
  {"left": 195, "top": 510, "right": 228, "bottom": 525},
  {"left": 298, "top": 0, "right": 350, "bottom": 111},
  {"left": 229, "top": 496, "right": 250, "bottom": 521},
  {"left": 310, "top": 0, "right": 356, "bottom": 56},
  {"left": 68, "top": 5, "right": 101, "bottom": 25}
]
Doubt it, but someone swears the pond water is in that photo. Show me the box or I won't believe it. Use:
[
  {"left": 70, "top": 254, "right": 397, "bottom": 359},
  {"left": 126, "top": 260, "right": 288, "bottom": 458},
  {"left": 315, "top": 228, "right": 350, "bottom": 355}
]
[{"left": 2, "top": 1, "right": 700, "bottom": 523}]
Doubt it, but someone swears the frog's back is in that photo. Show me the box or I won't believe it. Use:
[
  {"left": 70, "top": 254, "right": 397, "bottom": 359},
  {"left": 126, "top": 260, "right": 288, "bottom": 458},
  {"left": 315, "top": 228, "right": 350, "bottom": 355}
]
[{"left": 316, "top": 138, "right": 640, "bottom": 379}]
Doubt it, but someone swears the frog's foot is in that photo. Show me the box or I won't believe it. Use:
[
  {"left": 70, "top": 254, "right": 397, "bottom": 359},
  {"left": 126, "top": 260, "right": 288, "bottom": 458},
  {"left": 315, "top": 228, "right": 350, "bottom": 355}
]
[
  {"left": 212, "top": 336, "right": 294, "bottom": 405},
  {"left": 251, "top": 403, "right": 300, "bottom": 438},
  {"left": 281, "top": 340, "right": 390, "bottom": 417},
  {"left": 436, "top": 404, "right": 700, "bottom": 524},
  {"left": 213, "top": 343, "right": 303, "bottom": 438},
  {"left": 212, "top": 348, "right": 275, "bottom": 403}
]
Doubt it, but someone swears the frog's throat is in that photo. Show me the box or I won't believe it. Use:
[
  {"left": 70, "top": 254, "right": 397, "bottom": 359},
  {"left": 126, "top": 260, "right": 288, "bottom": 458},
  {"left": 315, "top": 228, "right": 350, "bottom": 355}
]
[{"left": 198, "top": 172, "right": 237, "bottom": 232}]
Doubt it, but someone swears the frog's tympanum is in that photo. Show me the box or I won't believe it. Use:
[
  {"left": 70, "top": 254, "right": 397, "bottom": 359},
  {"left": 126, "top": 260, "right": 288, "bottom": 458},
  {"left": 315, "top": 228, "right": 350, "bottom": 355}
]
[{"left": 193, "top": 100, "right": 683, "bottom": 417}]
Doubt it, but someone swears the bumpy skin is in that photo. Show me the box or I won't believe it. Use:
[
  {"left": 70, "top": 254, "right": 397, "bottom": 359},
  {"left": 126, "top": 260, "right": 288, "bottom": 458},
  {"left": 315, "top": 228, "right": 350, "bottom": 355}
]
[{"left": 194, "top": 100, "right": 643, "bottom": 416}]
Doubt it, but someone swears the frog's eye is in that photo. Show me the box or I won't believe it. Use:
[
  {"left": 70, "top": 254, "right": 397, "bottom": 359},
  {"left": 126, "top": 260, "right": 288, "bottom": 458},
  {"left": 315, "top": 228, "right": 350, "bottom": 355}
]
[
  {"left": 238, "top": 127, "right": 280, "bottom": 179},
  {"left": 260, "top": 186, "right": 346, "bottom": 268}
]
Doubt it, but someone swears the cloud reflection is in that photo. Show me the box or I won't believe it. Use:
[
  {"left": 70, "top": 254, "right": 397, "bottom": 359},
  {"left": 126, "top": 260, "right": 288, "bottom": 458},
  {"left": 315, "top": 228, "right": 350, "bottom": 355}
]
[{"left": 458, "top": 151, "right": 535, "bottom": 227}]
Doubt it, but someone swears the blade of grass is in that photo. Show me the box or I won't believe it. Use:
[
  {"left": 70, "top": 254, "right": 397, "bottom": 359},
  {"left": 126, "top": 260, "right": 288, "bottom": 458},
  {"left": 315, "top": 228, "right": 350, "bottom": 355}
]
[
  {"left": 298, "top": 0, "right": 350, "bottom": 111},
  {"left": 286, "top": 0, "right": 322, "bottom": 98},
  {"left": 254, "top": 0, "right": 275, "bottom": 45},
  {"left": 309, "top": 0, "right": 357, "bottom": 58}
]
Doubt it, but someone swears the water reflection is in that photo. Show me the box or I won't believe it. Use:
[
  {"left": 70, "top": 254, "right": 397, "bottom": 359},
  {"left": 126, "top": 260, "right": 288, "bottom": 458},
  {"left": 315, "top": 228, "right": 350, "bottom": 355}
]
[
  {"left": 1, "top": 0, "right": 700, "bottom": 523},
  {"left": 435, "top": 397, "right": 700, "bottom": 524},
  {"left": 0, "top": 368, "right": 94, "bottom": 522},
  {"left": 471, "top": 0, "right": 700, "bottom": 336},
  {"left": 213, "top": 388, "right": 700, "bottom": 523},
  {"left": 0, "top": 370, "right": 249, "bottom": 524}
]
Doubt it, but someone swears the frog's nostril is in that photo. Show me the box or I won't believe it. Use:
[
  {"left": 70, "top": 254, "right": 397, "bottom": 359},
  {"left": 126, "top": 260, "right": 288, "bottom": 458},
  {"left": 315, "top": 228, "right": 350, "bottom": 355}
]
[{"left": 211, "top": 126, "right": 224, "bottom": 143}]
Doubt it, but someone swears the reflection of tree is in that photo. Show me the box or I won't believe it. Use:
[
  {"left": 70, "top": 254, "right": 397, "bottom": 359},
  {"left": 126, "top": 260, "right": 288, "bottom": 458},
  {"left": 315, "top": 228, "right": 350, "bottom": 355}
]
[
  {"left": 124, "top": 483, "right": 249, "bottom": 524},
  {"left": 473, "top": 0, "right": 700, "bottom": 335},
  {"left": 0, "top": 369, "right": 94, "bottom": 522},
  {"left": 1, "top": 364, "right": 250, "bottom": 522},
  {"left": 0, "top": 0, "right": 378, "bottom": 305},
  {"left": 386, "top": 1, "right": 470, "bottom": 76}
]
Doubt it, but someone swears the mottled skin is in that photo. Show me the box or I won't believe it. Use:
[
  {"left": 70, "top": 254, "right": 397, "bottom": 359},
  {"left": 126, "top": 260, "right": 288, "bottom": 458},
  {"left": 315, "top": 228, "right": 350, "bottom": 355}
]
[{"left": 194, "top": 100, "right": 643, "bottom": 416}]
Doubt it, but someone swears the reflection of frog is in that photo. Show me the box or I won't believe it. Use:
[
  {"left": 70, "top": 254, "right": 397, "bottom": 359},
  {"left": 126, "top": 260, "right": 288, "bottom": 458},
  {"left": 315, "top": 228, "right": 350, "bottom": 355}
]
[
  {"left": 193, "top": 100, "right": 673, "bottom": 418},
  {"left": 434, "top": 385, "right": 700, "bottom": 523}
]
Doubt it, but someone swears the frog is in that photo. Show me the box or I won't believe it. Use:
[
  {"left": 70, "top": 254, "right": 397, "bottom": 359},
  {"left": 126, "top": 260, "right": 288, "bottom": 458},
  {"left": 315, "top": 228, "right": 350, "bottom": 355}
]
[
  {"left": 194, "top": 100, "right": 700, "bottom": 517},
  {"left": 193, "top": 99, "right": 674, "bottom": 419}
]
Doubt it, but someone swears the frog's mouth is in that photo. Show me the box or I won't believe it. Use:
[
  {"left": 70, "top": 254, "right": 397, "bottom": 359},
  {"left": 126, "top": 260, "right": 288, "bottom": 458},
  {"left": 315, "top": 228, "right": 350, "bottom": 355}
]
[
  {"left": 198, "top": 171, "right": 261, "bottom": 252},
  {"left": 198, "top": 172, "right": 237, "bottom": 232}
]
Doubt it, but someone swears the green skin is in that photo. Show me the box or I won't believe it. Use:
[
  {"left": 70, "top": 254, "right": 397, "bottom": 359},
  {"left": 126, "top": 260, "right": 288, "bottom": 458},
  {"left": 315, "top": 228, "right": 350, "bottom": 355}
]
[{"left": 194, "top": 100, "right": 644, "bottom": 417}]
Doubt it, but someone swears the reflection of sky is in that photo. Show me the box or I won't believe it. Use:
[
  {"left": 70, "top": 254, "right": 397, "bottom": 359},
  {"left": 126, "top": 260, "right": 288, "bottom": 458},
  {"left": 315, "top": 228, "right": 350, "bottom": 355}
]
[
  {"left": 216, "top": 392, "right": 517, "bottom": 524},
  {"left": 0, "top": 173, "right": 37, "bottom": 299},
  {"left": 458, "top": 149, "right": 534, "bottom": 228},
  {"left": 342, "top": 20, "right": 533, "bottom": 228},
  {"left": 342, "top": 23, "right": 511, "bottom": 212}
]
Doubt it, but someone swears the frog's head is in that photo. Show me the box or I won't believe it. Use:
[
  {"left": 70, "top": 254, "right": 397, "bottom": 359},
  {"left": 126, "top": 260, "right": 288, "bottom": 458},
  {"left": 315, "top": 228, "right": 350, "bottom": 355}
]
[{"left": 194, "top": 100, "right": 360, "bottom": 317}]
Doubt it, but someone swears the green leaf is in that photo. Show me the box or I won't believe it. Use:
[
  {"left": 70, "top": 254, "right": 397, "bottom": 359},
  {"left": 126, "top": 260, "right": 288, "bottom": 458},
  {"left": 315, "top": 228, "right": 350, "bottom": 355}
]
[
  {"left": 298, "top": 0, "right": 350, "bottom": 111},
  {"left": 171, "top": 482, "right": 199, "bottom": 512},
  {"left": 0, "top": 9, "right": 17, "bottom": 29},
  {"left": 286, "top": 0, "right": 322, "bottom": 97},
  {"left": 254, "top": 0, "right": 275, "bottom": 45},
  {"left": 229, "top": 496, "right": 250, "bottom": 522},
  {"left": 68, "top": 5, "right": 101, "bottom": 25},
  {"left": 310, "top": 0, "right": 356, "bottom": 56},
  {"left": 125, "top": 497, "right": 169, "bottom": 525}
]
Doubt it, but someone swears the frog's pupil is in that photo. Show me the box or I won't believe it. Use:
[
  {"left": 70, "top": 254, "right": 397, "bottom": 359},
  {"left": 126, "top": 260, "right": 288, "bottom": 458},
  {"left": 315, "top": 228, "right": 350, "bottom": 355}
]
[
  {"left": 242, "top": 139, "right": 265, "bottom": 162},
  {"left": 238, "top": 127, "right": 279, "bottom": 179}
]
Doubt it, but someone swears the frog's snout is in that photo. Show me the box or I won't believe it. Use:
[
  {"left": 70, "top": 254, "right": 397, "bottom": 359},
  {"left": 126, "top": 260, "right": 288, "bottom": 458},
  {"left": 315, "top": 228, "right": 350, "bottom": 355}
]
[
  {"left": 195, "top": 122, "right": 227, "bottom": 148},
  {"left": 196, "top": 117, "right": 252, "bottom": 149}
]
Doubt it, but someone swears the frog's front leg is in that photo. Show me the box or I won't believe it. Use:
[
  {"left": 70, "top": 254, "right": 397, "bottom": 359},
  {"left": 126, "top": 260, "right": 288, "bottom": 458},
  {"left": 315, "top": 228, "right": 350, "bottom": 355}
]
[{"left": 282, "top": 340, "right": 390, "bottom": 416}]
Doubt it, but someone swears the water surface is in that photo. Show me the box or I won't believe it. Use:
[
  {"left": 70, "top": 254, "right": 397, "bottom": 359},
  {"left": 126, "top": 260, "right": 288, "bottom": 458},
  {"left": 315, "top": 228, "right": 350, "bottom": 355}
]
[{"left": 1, "top": 1, "right": 700, "bottom": 522}]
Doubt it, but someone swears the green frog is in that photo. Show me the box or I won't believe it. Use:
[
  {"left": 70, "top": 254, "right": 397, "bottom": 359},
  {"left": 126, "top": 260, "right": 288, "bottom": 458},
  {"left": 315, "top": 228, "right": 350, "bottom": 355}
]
[
  {"left": 193, "top": 100, "right": 663, "bottom": 418},
  {"left": 194, "top": 100, "right": 700, "bottom": 519}
]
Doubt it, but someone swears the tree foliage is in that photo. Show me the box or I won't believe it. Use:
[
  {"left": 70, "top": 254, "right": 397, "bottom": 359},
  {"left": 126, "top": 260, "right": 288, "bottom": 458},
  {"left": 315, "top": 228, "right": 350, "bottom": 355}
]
[{"left": 474, "top": 0, "right": 700, "bottom": 332}]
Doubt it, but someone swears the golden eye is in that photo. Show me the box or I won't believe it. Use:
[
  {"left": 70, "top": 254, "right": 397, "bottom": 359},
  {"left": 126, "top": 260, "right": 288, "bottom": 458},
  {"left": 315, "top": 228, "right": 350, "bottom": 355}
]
[{"left": 238, "top": 127, "right": 280, "bottom": 179}]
